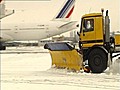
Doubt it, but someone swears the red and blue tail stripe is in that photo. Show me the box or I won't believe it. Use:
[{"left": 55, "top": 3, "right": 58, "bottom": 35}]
[{"left": 55, "top": 0, "right": 75, "bottom": 19}]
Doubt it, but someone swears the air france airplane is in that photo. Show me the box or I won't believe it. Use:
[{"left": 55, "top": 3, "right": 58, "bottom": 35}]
[{"left": 0, "top": 0, "right": 77, "bottom": 50}]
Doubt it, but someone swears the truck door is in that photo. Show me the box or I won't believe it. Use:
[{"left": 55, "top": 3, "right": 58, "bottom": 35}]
[{"left": 80, "top": 18, "right": 95, "bottom": 47}]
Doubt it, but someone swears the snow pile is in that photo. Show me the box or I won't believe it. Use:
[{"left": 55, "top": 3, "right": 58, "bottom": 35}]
[
  {"left": 1, "top": 47, "right": 120, "bottom": 90},
  {"left": 109, "top": 58, "right": 120, "bottom": 74}
]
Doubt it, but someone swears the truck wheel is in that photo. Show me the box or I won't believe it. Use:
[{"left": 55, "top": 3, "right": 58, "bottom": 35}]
[
  {"left": 3, "top": 46, "right": 6, "bottom": 50},
  {"left": 0, "top": 46, "right": 6, "bottom": 50},
  {"left": 88, "top": 48, "right": 107, "bottom": 73}
]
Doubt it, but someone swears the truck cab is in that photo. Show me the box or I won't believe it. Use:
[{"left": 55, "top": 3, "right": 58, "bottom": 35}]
[{"left": 80, "top": 13, "right": 104, "bottom": 48}]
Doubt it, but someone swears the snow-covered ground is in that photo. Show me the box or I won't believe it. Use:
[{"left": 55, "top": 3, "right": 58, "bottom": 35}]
[{"left": 1, "top": 46, "right": 120, "bottom": 90}]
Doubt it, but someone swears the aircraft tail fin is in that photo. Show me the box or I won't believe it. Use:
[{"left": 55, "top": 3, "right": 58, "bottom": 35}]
[{"left": 53, "top": 0, "right": 75, "bottom": 21}]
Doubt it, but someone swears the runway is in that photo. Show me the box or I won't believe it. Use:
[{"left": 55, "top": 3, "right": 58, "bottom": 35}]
[{"left": 1, "top": 46, "right": 120, "bottom": 90}]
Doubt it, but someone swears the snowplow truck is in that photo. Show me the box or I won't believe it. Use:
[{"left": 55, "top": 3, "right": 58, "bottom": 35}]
[{"left": 44, "top": 10, "right": 120, "bottom": 73}]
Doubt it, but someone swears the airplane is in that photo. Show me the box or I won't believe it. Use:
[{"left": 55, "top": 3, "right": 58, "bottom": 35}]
[{"left": 0, "top": 0, "right": 78, "bottom": 50}]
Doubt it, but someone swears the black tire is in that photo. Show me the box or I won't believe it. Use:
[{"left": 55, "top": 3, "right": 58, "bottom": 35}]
[
  {"left": 88, "top": 48, "right": 108, "bottom": 73},
  {"left": 0, "top": 46, "right": 6, "bottom": 50},
  {"left": 3, "top": 46, "right": 6, "bottom": 50}
]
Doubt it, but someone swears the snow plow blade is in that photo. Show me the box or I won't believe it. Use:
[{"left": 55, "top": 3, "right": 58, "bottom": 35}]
[{"left": 44, "top": 43, "right": 83, "bottom": 71}]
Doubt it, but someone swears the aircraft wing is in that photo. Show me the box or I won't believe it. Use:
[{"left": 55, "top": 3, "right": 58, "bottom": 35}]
[
  {"left": 58, "top": 21, "right": 78, "bottom": 31},
  {"left": 0, "top": 1, "right": 14, "bottom": 19},
  {"left": 0, "top": 10, "right": 15, "bottom": 19},
  {"left": 0, "top": 33, "right": 13, "bottom": 42}
]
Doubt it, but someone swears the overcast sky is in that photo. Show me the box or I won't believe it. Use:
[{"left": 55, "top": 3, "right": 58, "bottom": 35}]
[{"left": 2, "top": 0, "right": 120, "bottom": 32}]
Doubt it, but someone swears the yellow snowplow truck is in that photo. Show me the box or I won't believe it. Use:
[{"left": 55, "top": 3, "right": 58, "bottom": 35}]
[{"left": 44, "top": 10, "right": 120, "bottom": 73}]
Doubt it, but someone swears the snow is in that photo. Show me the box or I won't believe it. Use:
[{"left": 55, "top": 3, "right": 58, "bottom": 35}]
[{"left": 1, "top": 46, "right": 120, "bottom": 90}]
